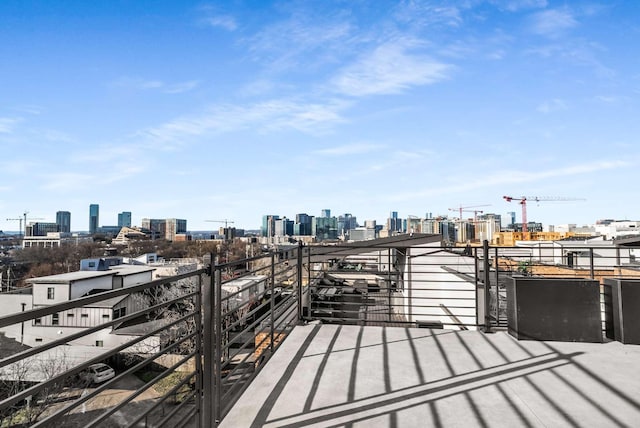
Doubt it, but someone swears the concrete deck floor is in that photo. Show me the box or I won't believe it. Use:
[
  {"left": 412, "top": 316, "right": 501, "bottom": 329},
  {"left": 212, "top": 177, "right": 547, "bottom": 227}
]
[{"left": 221, "top": 323, "right": 640, "bottom": 428}]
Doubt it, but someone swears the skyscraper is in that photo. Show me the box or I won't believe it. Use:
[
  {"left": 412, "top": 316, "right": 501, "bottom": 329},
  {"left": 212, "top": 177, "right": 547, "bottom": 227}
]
[
  {"left": 89, "top": 204, "right": 99, "bottom": 234},
  {"left": 56, "top": 211, "right": 71, "bottom": 233},
  {"left": 118, "top": 211, "right": 132, "bottom": 228}
]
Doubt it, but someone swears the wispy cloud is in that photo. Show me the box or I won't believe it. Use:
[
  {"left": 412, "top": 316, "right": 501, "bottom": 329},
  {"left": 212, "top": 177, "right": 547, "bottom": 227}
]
[
  {"left": 0, "top": 117, "right": 21, "bottom": 134},
  {"left": 331, "top": 39, "right": 451, "bottom": 97},
  {"left": 490, "top": 0, "right": 548, "bottom": 12},
  {"left": 138, "top": 99, "right": 350, "bottom": 147},
  {"left": 537, "top": 98, "right": 568, "bottom": 113},
  {"left": 529, "top": 8, "right": 578, "bottom": 37},
  {"left": 203, "top": 15, "right": 237, "bottom": 31},
  {"left": 392, "top": 160, "right": 629, "bottom": 201},
  {"left": 394, "top": 2, "right": 463, "bottom": 28},
  {"left": 313, "top": 143, "right": 386, "bottom": 156},
  {"left": 247, "top": 15, "right": 354, "bottom": 71},
  {"left": 41, "top": 172, "right": 95, "bottom": 191},
  {"left": 111, "top": 77, "right": 200, "bottom": 94},
  {"left": 594, "top": 95, "right": 628, "bottom": 104}
]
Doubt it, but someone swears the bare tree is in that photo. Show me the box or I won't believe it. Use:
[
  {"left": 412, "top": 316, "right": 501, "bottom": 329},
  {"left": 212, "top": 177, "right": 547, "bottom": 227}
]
[{"left": 0, "top": 348, "right": 74, "bottom": 427}]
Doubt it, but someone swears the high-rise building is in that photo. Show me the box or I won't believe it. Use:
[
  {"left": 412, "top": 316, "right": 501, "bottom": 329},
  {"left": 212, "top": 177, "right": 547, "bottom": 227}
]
[
  {"left": 321, "top": 209, "right": 331, "bottom": 218},
  {"left": 89, "top": 204, "right": 99, "bottom": 234},
  {"left": 261, "top": 215, "right": 279, "bottom": 237},
  {"left": 118, "top": 211, "right": 132, "bottom": 228},
  {"left": 294, "top": 214, "right": 312, "bottom": 236},
  {"left": 26, "top": 222, "right": 59, "bottom": 237},
  {"left": 313, "top": 216, "right": 338, "bottom": 240},
  {"left": 56, "top": 211, "right": 71, "bottom": 233},
  {"left": 387, "top": 211, "right": 402, "bottom": 233},
  {"left": 274, "top": 217, "right": 294, "bottom": 237},
  {"left": 166, "top": 218, "right": 187, "bottom": 241},
  {"left": 338, "top": 213, "right": 357, "bottom": 236},
  {"left": 141, "top": 218, "right": 166, "bottom": 240}
]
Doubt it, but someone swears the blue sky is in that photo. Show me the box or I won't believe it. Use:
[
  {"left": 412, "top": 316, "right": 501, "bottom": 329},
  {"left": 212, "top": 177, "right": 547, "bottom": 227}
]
[{"left": 1, "top": 0, "right": 638, "bottom": 232}]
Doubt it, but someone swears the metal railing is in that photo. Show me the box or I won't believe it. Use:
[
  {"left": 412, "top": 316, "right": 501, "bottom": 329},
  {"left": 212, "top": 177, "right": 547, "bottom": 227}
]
[
  {"left": 1, "top": 239, "right": 638, "bottom": 427},
  {"left": 302, "top": 240, "right": 640, "bottom": 332},
  {"left": 0, "top": 249, "right": 303, "bottom": 428}
]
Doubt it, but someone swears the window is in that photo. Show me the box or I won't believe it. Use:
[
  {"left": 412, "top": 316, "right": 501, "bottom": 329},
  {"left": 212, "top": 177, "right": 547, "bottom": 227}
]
[
  {"left": 67, "top": 313, "right": 74, "bottom": 318},
  {"left": 35, "top": 338, "right": 43, "bottom": 343},
  {"left": 95, "top": 340, "right": 104, "bottom": 347},
  {"left": 34, "top": 318, "right": 42, "bottom": 325},
  {"left": 113, "top": 308, "right": 126, "bottom": 319},
  {"left": 81, "top": 314, "right": 89, "bottom": 318},
  {"left": 52, "top": 313, "right": 59, "bottom": 325},
  {"left": 102, "top": 314, "right": 110, "bottom": 320},
  {"left": 47, "top": 287, "right": 55, "bottom": 300}
]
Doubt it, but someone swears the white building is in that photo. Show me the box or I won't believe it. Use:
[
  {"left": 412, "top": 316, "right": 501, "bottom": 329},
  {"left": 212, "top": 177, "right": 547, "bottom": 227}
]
[{"left": 0, "top": 264, "right": 156, "bottom": 350}]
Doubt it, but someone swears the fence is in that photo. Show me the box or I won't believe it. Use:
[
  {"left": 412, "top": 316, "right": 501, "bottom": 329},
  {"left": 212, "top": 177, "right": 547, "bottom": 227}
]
[{"left": 0, "top": 249, "right": 301, "bottom": 428}]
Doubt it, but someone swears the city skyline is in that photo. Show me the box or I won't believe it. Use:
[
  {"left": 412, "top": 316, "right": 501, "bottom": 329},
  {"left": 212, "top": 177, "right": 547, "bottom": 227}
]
[{"left": 1, "top": 1, "right": 638, "bottom": 231}]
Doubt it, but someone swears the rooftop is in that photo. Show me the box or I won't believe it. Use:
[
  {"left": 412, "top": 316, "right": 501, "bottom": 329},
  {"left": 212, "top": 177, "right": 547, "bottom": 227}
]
[
  {"left": 25, "top": 270, "right": 115, "bottom": 283},
  {"left": 222, "top": 324, "right": 640, "bottom": 427}
]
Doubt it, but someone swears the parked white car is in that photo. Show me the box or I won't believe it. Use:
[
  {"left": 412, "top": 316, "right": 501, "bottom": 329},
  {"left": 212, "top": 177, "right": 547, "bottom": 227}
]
[{"left": 81, "top": 363, "right": 115, "bottom": 384}]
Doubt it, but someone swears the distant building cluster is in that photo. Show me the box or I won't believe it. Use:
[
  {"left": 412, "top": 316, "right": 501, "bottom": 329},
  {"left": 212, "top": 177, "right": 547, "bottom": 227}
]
[
  {"left": 18, "top": 204, "right": 192, "bottom": 248},
  {"left": 260, "top": 209, "right": 505, "bottom": 244}
]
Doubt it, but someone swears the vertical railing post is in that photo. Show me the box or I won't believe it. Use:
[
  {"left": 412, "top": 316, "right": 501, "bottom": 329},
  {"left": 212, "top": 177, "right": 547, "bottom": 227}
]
[
  {"left": 387, "top": 248, "right": 392, "bottom": 321},
  {"left": 483, "top": 240, "right": 491, "bottom": 332},
  {"left": 589, "top": 248, "right": 595, "bottom": 279},
  {"left": 194, "top": 273, "right": 203, "bottom": 428},
  {"left": 474, "top": 247, "right": 479, "bottom": 327},
  {"left": 407, "top": 248, "right": 412, "bottom": 323},
  {"left": 307, "top": 245, "right": 311, "bottom": 286},
  {"left": 297, "top": 242, "right": 303, "bottom": 322},
  {"left": 494, "top": 246, "right": 500, "bottom": 324},
  {"left": 213, "top": 266, "right": 223, "bottom": 424},
  {"left": 270, "top": 252, "right": 276, "bottom": 352},
  {"left": 202, "top": 255, "right": 214, "bottom": 428}
]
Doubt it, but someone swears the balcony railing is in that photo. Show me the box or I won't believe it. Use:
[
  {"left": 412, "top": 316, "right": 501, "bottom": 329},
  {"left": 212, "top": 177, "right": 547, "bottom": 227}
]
[{"left": 0, "top": 237, "right": 638, "bottom": 427}]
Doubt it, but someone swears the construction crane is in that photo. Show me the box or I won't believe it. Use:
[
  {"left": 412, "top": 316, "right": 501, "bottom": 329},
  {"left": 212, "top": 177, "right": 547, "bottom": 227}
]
[
  {"left": 205, "top": 219, "right": 235, "bottom": 228},
  {"left": 451, "top": 209, "right": 485, "bottom": 222},
  {"left": 503, "top": 196, "right": 585, "bottom": 232},
  {"left": 448, "top": 204, "right": 491, "bottom": 220},
  {"left": 6, "top": 211, "right": 45, "bottom": 237}
]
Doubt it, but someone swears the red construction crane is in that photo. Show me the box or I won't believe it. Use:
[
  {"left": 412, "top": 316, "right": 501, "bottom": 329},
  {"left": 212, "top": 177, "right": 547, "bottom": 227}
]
[
  {"left": 503, "top": 196, "right": 584, "bottom": 232},
  {"left": 448, "top": 204, "right": 491, "bottom": 220}
]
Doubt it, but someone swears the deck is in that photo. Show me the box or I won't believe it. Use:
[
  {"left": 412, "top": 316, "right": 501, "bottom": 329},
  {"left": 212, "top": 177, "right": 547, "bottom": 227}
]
[{"left": 221, "top": 324, "right": 640, "bottom": 427}]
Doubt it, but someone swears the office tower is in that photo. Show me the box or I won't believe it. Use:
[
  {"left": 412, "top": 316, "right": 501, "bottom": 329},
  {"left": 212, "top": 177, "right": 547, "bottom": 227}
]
[
  {"left": 56, "top": 211, "right": 71, "bottom": 233},
  {"left": 274, "top": 217, "right": 294, "bottom": 237},
  {"left": 387, "top": 211, "right": 402, "bottom": 233},
  {"left": 142, "top": 218, "right": 167, "bottom": 240},
  {"left": 313, "top": 216, "right": 338, "bottom": 240},
  {"left": 321, "top": 209, "right": 331, "bottom": 218},
  {"left": 118, "top": 211, "right": 132, "bottom": 228},
  {"left": 261, "top": 215, "right": 279, "bottom": 237},
  {"left": 166, "top": 218, "right": 187, "bottom": 241},
  {"left": 294, "top": 213, "right": 312, "bottom": 236},
  {"left": 89, "top": 204, "right": 99, "bottom": 234},
  {"left": 26, "top": 222, "right": 59, "bottom": 237},
  {"left": 338, "top": 213, "right": 357, "bottom": 235}
]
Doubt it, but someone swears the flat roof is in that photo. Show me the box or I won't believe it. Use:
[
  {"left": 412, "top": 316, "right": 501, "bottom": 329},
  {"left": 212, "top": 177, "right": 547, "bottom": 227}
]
[
  {"left": 26, "top": 270, "right": 115, "bottom": 284},
  {"left": 222, "top": 324, "right": 640, "bottom": 428},
  {"left": 108, "top": 265, "right": 156, "bottom": 275}
]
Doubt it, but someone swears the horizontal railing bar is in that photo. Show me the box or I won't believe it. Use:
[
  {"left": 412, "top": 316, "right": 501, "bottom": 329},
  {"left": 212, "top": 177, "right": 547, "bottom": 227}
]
[
  {"left": 175, "top": 407, "right": 198, "bottom": 428},
  {"left": 1, "top": 312, "right": 195, "bottom": 413},
  {"left": 85, "top": 350, "right": 198, "bottom": 428},
  {"left": 155, "top": 389, "right": 198, "bottom": 428},
  {"left": 0, "top": 291, "right": 198, "bottom": 369},
  {"left": 0, "top": 269, "right": 206, "bottom": 328},
  {"left": 33, "top": 332, "right": 197, "bottom": 428},
  {"left": 128, "top": 371, "right": 197, "bottom": 427}
]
